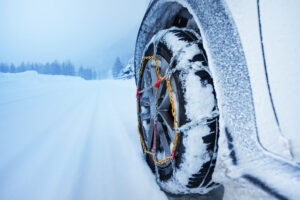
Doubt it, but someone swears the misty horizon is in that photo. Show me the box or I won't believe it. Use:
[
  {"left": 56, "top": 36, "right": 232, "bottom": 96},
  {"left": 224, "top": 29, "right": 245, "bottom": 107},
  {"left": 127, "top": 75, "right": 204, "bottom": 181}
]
[{"left": 0, "top": 0, "right": 148, "bottom": 70}]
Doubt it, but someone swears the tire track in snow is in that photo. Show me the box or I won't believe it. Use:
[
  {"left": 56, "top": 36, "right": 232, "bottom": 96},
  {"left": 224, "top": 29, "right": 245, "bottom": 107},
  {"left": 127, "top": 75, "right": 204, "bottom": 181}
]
[
  {"left": 69, "top": 86, "right": 101, "bottom": 200},
  {"left": 0, "top": 76, "right": 167, "bottom": 200},
  {"left": 0, "top": 86, "right": 89, "bottom": 168},
  {"left": 68, "top": 81, "right": 166, "bottom": 200},
  {"left": 0, "top": 85, "right": 97, "bottom": 199}
]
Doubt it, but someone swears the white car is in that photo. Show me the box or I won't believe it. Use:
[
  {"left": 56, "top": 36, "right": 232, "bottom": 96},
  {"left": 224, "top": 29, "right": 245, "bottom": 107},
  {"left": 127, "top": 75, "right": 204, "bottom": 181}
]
[{"left": 134, "top": 0, "right": 300, "bottom": 199}]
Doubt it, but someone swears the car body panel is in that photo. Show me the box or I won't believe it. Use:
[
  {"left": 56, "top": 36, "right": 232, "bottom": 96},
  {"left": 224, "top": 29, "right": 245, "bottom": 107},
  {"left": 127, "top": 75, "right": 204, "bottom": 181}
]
[
  {"left": 259, "top": 0, "right": 300, "bottom": 162},
  {"left": 226, "top": 0, "right": 300, "bottom": 162}
]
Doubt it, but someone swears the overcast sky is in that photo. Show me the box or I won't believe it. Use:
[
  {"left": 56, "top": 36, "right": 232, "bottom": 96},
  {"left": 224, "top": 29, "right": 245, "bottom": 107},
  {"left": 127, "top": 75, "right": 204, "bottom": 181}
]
[{"left": 0, "top": 0, "right": 148, "bottom": 67}]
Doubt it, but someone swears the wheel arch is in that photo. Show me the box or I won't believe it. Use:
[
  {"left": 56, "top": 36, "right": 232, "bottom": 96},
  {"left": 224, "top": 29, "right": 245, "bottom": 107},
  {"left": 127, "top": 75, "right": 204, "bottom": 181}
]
[{"left": 134, "top": 0, "right": 259, "bottom": 157}]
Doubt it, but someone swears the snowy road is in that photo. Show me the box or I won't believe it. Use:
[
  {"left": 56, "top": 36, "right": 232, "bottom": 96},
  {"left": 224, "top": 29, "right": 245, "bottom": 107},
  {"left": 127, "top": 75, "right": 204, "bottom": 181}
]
[{"left": 0, "top": 72, "right": 167, "bottom": 200}]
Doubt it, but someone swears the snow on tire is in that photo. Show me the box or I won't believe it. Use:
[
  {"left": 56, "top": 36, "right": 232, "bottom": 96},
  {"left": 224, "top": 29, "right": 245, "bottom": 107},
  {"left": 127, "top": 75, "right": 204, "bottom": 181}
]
[{"left": 137, "top": 28, "right": 220, "bottom": 194}]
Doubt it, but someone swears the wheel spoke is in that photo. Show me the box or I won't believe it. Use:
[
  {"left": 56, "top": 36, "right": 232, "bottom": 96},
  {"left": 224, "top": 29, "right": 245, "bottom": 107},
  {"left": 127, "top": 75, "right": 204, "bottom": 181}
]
[
  {"left": 157, "top": 122, "right": 171, "bottom": 155},
  {"left": 142, "top": 68, "right": 150, "bottom": 88},
  {"left": 156, "top": 81, "right": 165, "bottom": 100},
  {"left": 140, "top": 112, "right": 150, "bottom": 121},
  {"left": 157, "top": 55, "right": 169, "bottom": 77},
  {"left": 158, "top": 90, "right": 170, "bottom": 111},
  {"left": 140, "top": 96, "right": 150, "bottom": 107},
  {"left": 150, "top": 66, "right": 158, "bottom": 95},
  {"left": 158, "top": 111, "right": 175, "bottom": 140},
  {"left": 146, "top": 119, "right": 154, "bottom": 149}
]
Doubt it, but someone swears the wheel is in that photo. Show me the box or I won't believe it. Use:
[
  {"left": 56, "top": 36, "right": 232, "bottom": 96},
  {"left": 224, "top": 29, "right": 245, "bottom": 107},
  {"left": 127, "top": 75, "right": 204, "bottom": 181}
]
[{"left": 136, "top": 27, "right": 220, "bottom": 194}]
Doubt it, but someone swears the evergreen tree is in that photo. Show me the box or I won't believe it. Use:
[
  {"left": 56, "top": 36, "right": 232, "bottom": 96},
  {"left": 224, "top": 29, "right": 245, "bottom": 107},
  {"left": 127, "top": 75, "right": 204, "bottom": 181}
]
[
  {"left": 112, "top": 57, "right": 123, "bottom": 78},
  {"left": 9, "top": 64, "right": 16, "bottom": 73},
  {"left": 0, "top": 63, "right": 9, "bottom": 72},
  {"left": 0, "top": 61, "right": 98, "bottom": 80},
  {"left": 119, "top": 58, "right": 134, "bottom": 79},
  {"left": 63, "top": 61, "right": 75, "bottom": 76},
  {"left": 51, "top": 61, "right": 61, "bottom": 75},
  {"left": 17, "top": 62, "right": 26, "bottom": 72}
]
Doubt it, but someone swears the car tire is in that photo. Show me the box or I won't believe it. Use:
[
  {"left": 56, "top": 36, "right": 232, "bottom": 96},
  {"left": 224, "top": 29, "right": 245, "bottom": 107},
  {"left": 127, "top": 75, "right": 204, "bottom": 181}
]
[{"left": 137, "top": 27, "right": 220, "bottom": 194}]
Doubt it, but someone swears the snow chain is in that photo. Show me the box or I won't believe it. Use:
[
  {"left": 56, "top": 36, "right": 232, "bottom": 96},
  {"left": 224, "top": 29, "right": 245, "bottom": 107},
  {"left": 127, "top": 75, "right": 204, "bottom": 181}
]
[{"left": 137, "top": 56, "right": 179, "bottom": 165}]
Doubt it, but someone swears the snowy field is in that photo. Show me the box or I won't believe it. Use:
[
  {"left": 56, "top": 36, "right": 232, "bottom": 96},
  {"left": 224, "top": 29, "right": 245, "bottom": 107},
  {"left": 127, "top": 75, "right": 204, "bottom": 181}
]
[{"left": 0, "top": 72, "right": 167, "bottom": 200}]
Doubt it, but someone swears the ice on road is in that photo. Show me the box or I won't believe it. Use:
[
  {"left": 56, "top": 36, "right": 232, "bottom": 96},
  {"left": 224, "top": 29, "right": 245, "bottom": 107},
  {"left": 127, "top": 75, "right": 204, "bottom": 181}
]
[{"left": 0, "top": 72, "right": 167, "bottom": 200}]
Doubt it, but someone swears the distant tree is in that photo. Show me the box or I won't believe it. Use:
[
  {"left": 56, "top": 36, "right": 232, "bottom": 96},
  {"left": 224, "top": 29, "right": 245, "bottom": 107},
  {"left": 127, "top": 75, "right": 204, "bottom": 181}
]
[
  {"left": 33, "top": 63, "right": 38, "bottom": 73},
  {"left": 92, "top": 71, "right": 97, "bottom": 79},
  {"left": 0, "top": 61, "right": 98, "bottom": 80},
  {"left": 28, "top": 63, "right": 33, "bottom": 72},
  {"left": 87, "top": 69, "right": 93, "bottom": 80},
  {"left": 112, "top": 57, "right": 123, "bottom": 78},
  {"left": 78, "top": 66, "right": 84, "bottom": 78},
  {"left": 62, "top": 61, "right": 75, "bottom": 76},
  {"left": 33, "top": 63, "right": 41, "bottom": 73},
  {"left": 119, "top": 58, "right": 134, "bottom": 79},
  {"left": 51, "top": 61, "right": 61, "bottom": 75},
  {"left": 43, "top": 62, "right": 51, "bottom": 74},
  {"left": 9, "top": 64, "right": 16, "bottom": 73},
  {"left": 0, "top": 63, "right": 9, "bottom": 73},
  {"left": 17, "top": 62, "right": 26, "bottom": 72},
  {"left": 77, "top": 66, "right": 97, "bottom": 80}
]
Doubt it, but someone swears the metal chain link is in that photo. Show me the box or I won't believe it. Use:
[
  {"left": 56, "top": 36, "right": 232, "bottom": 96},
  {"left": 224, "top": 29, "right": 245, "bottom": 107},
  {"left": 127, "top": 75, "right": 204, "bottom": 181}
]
[{"left": 137, "top": 55, "right": 180, "bottom": 165}]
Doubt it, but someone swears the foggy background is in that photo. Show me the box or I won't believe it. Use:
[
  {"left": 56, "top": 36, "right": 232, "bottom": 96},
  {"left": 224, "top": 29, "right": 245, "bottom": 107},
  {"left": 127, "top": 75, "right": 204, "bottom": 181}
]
[{"left": 0, "top": 0, "right": 149, "bottom": 78}]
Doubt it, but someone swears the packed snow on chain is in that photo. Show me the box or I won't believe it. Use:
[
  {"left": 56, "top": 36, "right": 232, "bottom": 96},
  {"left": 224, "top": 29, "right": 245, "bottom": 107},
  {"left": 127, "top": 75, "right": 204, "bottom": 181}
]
[{"left": 0, "top": 71, "right": 167, "bottom": 200}]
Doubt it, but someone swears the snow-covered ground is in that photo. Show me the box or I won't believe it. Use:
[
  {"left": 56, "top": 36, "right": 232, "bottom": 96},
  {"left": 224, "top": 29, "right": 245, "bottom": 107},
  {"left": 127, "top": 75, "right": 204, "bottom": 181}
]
[{"left": 0, "top": 71, "right": 167, "bottom": 200}]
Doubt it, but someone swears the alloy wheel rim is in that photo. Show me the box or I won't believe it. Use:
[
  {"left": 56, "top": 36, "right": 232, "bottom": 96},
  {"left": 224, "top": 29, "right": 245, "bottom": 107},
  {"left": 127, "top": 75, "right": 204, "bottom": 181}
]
[{"left": 139, "top": 55, "right": 178, "bottom": 162}]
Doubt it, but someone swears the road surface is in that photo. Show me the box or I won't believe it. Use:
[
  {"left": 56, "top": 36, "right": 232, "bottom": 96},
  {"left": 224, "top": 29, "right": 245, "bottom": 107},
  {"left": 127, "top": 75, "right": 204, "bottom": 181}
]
[{"left": 0, "top": 72, "right": 167, "bottom": 200}]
